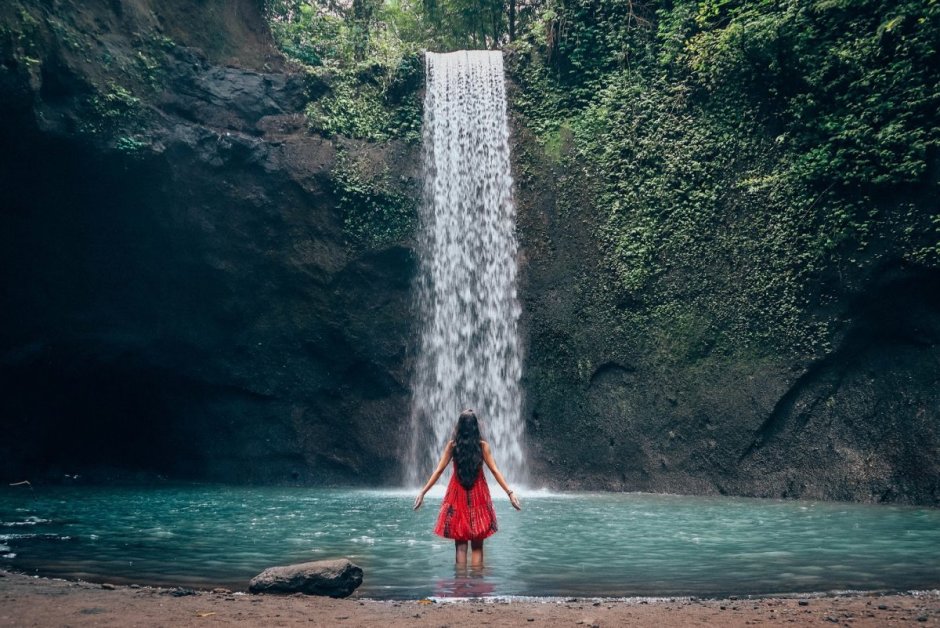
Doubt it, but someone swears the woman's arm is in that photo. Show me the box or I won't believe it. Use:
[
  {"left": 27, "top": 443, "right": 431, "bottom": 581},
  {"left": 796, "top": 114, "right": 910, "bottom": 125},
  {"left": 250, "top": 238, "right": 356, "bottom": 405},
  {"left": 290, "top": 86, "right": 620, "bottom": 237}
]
[
  {"left": 413, "top": 440, "right": 454, "bottom": 510},
  {"left": 481, "top": 441, "right": 521, "bottom": 510}
]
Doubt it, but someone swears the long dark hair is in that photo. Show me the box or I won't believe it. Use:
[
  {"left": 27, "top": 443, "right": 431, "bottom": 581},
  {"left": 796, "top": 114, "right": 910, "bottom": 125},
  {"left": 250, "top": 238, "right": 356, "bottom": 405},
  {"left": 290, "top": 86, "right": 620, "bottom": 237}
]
[{"left": 453, "top": 409, "right": 483, "bottom": 489}]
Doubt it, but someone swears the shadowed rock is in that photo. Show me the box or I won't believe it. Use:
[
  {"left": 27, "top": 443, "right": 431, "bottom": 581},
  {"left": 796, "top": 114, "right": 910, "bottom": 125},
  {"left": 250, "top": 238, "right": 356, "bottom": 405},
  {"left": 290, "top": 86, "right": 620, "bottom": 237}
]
[{"left": 248, "top": 559, "right": 363, "bottom": 598}]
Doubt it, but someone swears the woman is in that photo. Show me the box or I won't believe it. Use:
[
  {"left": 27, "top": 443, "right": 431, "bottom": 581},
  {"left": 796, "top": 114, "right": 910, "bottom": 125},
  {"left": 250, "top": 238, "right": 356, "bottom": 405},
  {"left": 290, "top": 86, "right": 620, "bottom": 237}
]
[{"left": 413, "top": 409, "right": 522, "bottom": 566}]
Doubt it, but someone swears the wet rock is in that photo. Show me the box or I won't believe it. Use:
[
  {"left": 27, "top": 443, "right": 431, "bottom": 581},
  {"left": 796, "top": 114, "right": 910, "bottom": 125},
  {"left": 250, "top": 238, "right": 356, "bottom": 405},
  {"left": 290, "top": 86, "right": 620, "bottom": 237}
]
[
  {"left": 248, "top": 559, "right": 363, "bottom": 598},
  {"left": 100, "top": 583, "right": 116, "bottom": 590}
]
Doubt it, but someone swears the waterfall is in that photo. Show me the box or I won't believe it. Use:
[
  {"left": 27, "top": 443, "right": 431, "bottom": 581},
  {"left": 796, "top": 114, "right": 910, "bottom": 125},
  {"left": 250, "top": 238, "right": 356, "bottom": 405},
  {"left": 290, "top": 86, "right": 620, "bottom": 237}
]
[{"left": 408, "top": 50, "right": 524, "bottom": 485}]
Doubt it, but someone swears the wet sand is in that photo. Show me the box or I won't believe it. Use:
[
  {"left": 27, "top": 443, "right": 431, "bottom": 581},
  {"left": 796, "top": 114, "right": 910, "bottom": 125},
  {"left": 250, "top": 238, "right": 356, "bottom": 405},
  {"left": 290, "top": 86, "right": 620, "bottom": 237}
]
[{"left": 1, "top": 570, "right": 937, "bottom": 626}]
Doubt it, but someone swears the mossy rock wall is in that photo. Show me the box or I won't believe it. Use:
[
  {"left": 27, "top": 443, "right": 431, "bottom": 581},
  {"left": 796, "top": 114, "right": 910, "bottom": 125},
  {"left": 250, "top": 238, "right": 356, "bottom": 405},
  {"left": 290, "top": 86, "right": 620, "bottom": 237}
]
[{"left": 0, "top": 0, "right": 937, "bottom": 504}]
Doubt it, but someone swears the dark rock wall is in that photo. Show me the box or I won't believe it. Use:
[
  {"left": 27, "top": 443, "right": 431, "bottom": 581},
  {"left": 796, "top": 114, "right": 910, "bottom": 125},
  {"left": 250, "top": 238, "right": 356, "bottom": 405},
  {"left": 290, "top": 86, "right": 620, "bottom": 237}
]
[
  {"left": 1, "top": 1, "right": 937, "bottom": 504},
  {"left": 0, "top": 0, "right": 418, "bottom": 484}
]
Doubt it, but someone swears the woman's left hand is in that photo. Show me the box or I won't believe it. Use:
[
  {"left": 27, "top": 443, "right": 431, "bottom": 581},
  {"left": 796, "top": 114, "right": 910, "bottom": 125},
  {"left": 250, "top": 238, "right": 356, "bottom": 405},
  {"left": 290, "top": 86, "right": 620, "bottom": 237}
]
[{"left": 413, "top": 493, "right": 424, "bottom": 510}]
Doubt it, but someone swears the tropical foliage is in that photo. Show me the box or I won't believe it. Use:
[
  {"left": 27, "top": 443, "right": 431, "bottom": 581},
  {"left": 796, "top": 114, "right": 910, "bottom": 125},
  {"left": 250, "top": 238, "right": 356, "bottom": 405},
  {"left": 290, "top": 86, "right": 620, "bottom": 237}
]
[
  {"left": 266, "top": 0, "right": 939, "bottom": 354},
  {"left": 510, "top": 0, "right": 939, "bottom": 354}
]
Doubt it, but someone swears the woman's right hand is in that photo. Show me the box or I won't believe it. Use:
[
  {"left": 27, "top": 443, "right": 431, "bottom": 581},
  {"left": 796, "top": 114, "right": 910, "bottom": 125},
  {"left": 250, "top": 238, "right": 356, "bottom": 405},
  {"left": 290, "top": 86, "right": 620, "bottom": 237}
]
[
  {"left": 509, "top": 492, "right": 521, "bottom": 511},
  {"left": 413, "top": 493, "right": 424, "bottom": 510}
]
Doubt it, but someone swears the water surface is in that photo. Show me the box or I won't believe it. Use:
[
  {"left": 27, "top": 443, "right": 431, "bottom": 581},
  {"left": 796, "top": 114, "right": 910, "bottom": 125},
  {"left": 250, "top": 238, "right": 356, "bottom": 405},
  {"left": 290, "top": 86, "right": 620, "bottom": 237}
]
[{"left": 2, "top": 486, "right": 938, "bottom": 598}]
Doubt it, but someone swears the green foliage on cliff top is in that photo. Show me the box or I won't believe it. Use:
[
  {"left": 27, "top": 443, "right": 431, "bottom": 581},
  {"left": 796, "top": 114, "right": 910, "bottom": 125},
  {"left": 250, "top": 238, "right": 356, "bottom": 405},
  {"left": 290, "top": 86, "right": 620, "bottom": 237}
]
[
  {"left": 304, "top": 54, "right": 424, "bottom": 142},
  {"left": 509, "top": 0, "right": 940, "bottom": 357},
  {"left": 265, "top": 0, "right": 544, "bottom": 141},
  {"left": 266, "top": 0, "right": 424, "bottom": 142}
]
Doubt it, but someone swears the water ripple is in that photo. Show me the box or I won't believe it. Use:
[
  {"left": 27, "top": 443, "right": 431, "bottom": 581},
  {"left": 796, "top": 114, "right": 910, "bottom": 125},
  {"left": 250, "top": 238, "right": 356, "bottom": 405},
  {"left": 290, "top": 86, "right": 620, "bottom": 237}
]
[{"left": 0, "top": 487, "right": 937, "bottom": 598}]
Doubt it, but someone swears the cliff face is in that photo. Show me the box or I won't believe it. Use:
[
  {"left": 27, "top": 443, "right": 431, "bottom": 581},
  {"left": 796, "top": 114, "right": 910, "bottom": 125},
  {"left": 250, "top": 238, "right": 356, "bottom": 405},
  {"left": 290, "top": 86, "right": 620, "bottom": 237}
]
[
  {"left": 1, "top": 1, "right": 937, "bottom": 504},
  {"left": 510, "top": 105, "right": 940, "bottom": 506},
  {"left": 0, "top": 0, "right": 419, "bottom": 484}
]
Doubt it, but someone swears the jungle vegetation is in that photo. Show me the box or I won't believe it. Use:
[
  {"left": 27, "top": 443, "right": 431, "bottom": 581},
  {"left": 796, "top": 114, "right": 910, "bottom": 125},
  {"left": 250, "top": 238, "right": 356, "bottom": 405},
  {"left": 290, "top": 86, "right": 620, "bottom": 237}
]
[{"left": 267, "top": 0, "right": 939, "bottom": 356}]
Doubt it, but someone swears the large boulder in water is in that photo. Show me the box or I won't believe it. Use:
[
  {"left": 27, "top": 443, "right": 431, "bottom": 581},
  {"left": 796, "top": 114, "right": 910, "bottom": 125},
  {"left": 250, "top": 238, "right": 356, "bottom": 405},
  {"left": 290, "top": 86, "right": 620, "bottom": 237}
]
[{"left": 248, "top": 559, "right": 363, "bottom": 597}]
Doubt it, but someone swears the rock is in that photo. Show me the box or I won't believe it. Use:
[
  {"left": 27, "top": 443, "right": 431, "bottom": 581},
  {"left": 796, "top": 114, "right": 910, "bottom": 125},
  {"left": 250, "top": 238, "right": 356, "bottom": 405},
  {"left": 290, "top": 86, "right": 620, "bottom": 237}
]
[
  {"left": 799, "top": 599, "right": 809, "bottom": 606},
  {"left": 100, "top": 583, "right": 116, "bottom": 590},
  {"left": 0, "top": 1, "right": 418, "bottom": 489},
  {"left": 248, "top": 559, "right": 363, "bottom": 598}
]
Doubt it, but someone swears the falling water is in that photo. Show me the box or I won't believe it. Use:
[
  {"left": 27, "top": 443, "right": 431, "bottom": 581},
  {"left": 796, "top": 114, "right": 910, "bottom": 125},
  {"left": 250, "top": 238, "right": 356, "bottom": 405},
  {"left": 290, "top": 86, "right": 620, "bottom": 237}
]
[{"left": 409, "top": 50, "right": 524, "bottom": 484}]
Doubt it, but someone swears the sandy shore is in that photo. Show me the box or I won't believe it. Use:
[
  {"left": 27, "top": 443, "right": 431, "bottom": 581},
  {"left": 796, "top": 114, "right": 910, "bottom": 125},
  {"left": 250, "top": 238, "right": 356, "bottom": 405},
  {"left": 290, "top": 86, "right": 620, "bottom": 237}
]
[{"left": 1, "top": 570, "right": 937, "bottom": 627}]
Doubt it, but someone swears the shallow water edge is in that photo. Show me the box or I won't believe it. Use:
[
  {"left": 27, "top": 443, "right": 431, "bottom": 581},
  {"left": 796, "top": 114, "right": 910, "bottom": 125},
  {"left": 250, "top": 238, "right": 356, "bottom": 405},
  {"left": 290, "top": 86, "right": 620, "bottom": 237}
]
[{"left": 3, "top": 485, "right": 939, "bottom": 599}]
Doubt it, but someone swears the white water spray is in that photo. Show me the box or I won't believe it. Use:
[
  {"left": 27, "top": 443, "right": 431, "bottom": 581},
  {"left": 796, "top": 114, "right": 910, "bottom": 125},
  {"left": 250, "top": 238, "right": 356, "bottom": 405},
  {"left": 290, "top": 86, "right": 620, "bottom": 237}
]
[{"left": 408, "top": 50, "right": 524, "bottom": 484}]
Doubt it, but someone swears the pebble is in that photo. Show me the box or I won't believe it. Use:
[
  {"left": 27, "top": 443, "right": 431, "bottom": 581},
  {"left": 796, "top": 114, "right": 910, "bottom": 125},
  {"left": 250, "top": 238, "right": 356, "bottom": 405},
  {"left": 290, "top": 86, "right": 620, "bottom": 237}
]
[
  {"left": 799, "top": 600, "right": 810, "bottom": 606},
  {"left": 100, "top": 583, "right": 115, "bottom": 590},
  {"left": 917, "top": 616, "right": 928, "bottom": 622},
  {"left": 878, "top": 605, "right": 889, "bottom": 610}
]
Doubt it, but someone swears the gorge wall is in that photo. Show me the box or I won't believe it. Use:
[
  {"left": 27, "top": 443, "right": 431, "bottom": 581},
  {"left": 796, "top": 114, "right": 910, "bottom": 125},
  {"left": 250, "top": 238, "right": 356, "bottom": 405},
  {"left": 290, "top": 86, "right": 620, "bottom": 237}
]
[
  {"left": 0, "top": 0, "right": 420, "bottom": 484},
  {"left": 0, "top": 0, "right": 937, "bottom": 504},
  {"left": 512, "top": 121, "right": 940, "bottom": 504}
]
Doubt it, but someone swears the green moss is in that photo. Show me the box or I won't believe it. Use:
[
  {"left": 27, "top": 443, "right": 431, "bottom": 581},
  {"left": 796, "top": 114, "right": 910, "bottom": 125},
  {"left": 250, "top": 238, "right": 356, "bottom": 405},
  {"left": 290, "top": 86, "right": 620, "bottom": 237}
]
[
  {"left": 114, "top": 135, "right": 150, "bottom": 154},
  {"left": 305, "top": 54, "right": 423, "bottom": 143},
  {"left": 267, "top": 1, "right": 425, "bottom": 143},
  {"left": 509, "top": 0, "right": 939, "bottom": 358},
  {"left": 332, "top": 151, "right": 418, "bottom": 250},
  {"left": 90, "top": 83, "right": 140, "bottom": 118}
]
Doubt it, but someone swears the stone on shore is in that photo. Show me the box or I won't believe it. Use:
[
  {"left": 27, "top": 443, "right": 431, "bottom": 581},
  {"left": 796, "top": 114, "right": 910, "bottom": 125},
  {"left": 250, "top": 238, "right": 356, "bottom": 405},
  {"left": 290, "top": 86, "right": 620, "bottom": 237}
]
[{"left": 248, "top": 559, "right": 363, "bottom": 598}]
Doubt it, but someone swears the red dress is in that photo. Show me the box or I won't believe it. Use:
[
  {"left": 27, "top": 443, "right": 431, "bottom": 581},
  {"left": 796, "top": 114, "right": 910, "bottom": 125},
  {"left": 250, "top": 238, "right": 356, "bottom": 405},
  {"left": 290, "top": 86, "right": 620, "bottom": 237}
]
[{"left": 433, "top": 462, "right": 498, "bottom": 541}]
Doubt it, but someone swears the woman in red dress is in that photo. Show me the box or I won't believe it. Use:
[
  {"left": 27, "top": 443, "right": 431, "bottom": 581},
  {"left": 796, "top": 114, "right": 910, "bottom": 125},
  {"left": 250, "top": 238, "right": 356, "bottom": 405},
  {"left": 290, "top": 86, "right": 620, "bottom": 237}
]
[{"left": 413, "top": 409, "right": 522, "bottom": 566}]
